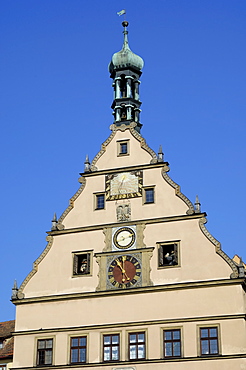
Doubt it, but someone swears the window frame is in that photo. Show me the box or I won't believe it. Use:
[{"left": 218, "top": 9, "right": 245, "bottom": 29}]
[
  {"left": 70, "top": 336, "right": 87, "bottom": 364},
  {"left": 143, "top": 186, "right": 155, "bottom": 204},
  {"left": 102, "top": 333, "right": 120, "bottom": 362},
  {"left": 117, "top": 139, "right": 129, "bottom": 156},
  {"left": 199, "top": 326, "right": 220, "bottom": 357},
  {"left": 72, "top": 250, "right": 93, "bottom": 277},
  {"left": 163, "top": 328, "right": 182, "bottom": 358},
  {"left": 157, "top": 241, "right": 180, "bottom": 268},
  {"left": 36, "top": 338, "right": 53, "bottom": 366},
  {"left": 94, "top": 192, "right": 105, "bottom": 210},
  {"left": 128, "top": 331, "right": 146, "bottom": 361}
]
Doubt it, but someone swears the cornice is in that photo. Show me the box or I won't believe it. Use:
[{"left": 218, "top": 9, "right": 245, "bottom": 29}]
[
  {"left": 161, "top": 167, "right": 195, "bottom": 215},
  {"left": 47, "top": 213, "right": 207, "bottom": 236},
  {"left": 80, "top": 162, "right": 167, "bottom": 177},
  {"left": 17, "top": 235, "right": 54, "bottom": 299},
  {"left": 12, "top": 277, "right": 245, "bottom": 305},
  {"left": 59, "top": 177, "right": 86, "bottom": 225},
  {"left": 199, "top": 217, "right": 239, "bottom": 279},
  {"left": 13, "top": 313, "right": 245, "bottom": 336}
]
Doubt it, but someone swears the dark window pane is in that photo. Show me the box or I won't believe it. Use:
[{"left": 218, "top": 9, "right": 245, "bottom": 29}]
[
  {"left": 173, "top": 330, "right": 180, "bottom": 340},
  {"left": 38, "top": 340, "right": 45, "bottom": 349},
  {"left": 201, "top": 340, "right": 209, "bottom": 354},
  {"left": 104, "top": 336, "right": 111, "bottom": 345},
  {"left": 71, "top": 349, "right": 78, "bottom": 363},
  {"left": 173, "top": 342, "right": 181, "bottom": 356},
  {"left": 201, "top": 328, "right": 209, "bottom": 338},
  {"left": 165, "top": 331, "right": 172, "bottom": 340},
  {"left": 79, "top": 337, "right": 86, "bottom": 346},
  {"left": 72, "top": 338, "right": 78, "bottom": 347},
  {"left": 112, "top": 335, "right": 119, "bottom": 344},
  {"left": 138, "top": 333, "right": 145, "bottom": 342},
  {"left": 120, "top": 143, "right": 128, "bottom": 154},
  {"left": 79, "top": 348, "right": 86, "bottom": 362},
  {"left": 210, "top": 340, "right": 218, "bottom": 354},
  {"left": 130, "top": 334, "right": 137, "bottom": 343},
  {"left": 210, "top": 328, "right": 217, "bottom": 337},
  {"left": 145, "top": 188, "right": 154, "bottom": 203},
  {"left": 165, "top": 342, "right": 172, "bottom": 357},
  {"left": 96, "top": 194, "right": 105, "bottom": 209}
]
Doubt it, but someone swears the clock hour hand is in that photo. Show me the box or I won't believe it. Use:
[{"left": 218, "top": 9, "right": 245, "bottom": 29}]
[{"left": 116, "top": 258, "right": 130, "bottom": 282}]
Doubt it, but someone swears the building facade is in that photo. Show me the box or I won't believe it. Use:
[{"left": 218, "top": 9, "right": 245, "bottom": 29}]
[
  {"left": 12, "top": 21, "right": 246, "bottom": 369},
  {"left": 0, "top": 320, "right": 14, "bottom": 370}
]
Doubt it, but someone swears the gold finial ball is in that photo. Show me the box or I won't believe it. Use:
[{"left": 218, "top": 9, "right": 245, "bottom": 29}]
[{"left": 122, "top": 21, "right": 129, "bottom": 27}]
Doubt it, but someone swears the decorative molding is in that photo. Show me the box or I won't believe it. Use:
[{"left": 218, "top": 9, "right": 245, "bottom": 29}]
[
  {"left": 59, "top": 177, "right": 87, "bottom": 224},
  {"left": 90, "top": 130, "right": 117, "bottom": 171},
  {"left": 13, "top": 275, "right": 245, "bottom": 306},
  {"left": 128, "top": 124, "right": 158, "bottom": 164},
  {"left": 161, "top": 168, "right": 195, "bottom": 215},
  {"left": 48, "top": 213, "right": 207, "bottom": 237},
  {"left": 17, "top": 235, "right": 54, "bottom": 298},
  {"left": 199, "top": 217, "right": 238, "bottom": 279}
]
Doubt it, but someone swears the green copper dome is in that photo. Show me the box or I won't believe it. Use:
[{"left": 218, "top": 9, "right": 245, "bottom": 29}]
[{"left": 109, "top": 21, "right": 144, "bottom": 74}]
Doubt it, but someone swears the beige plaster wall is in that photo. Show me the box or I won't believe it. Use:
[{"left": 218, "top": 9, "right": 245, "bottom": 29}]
[{"left": 16, "top": 285, "right": 244, "bottom": 331}]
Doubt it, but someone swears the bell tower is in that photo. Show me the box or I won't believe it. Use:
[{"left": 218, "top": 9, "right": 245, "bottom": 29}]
[{"left": 109, "top": 21, "right": 144, "bottom": 132}]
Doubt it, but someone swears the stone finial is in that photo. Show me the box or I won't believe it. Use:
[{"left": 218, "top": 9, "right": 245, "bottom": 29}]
[
  {"left": 158, "top": 145, "right": 164, "bottom": 162},
  {"left": 11, "top": 279, "right": 18, "bottom": 299},
  {"left": 84, "top": 155, "right": 90, "bottom": 173},
  {"left": 51, "top": 213, "right": 58, "bottom": 231},
  {"left": 194, "top": 195, "right": 201, "bottom": 213}
]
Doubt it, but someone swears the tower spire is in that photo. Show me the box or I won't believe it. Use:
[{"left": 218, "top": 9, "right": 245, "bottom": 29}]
[{"left": 109, "top": 21, "right": 144, "bottom": 132}]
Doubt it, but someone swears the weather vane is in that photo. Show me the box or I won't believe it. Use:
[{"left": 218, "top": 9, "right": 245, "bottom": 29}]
[{"left": 117, "top": 9, "right": 126, "bottom": 19}]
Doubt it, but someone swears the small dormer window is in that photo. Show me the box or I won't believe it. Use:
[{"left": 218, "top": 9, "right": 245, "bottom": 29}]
[{"left": 117, "top": 140, "right": 129, "bottom": 156}]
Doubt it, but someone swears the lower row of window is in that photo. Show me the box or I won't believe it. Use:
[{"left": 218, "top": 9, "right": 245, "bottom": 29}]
[{"left": 37, "top": 327, "right": 219, "bottom": 365}]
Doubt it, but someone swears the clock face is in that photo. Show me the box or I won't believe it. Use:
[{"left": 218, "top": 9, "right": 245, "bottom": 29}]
[
  {"left": 105, "top": 171, "right": 143, "bottom": 201},
  {"left": 108, "top": 255, "right": 141, "bottom": 289},
  {"left": 113, "top": 227, "right": 136, "bottom": 249}
]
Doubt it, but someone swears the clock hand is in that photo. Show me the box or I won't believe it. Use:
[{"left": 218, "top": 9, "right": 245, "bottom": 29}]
[
  {"left": 117, "top": 233, "right": 134, "bottom": 242},
  {"left": 116, "top": 258, "right": 130, "bottom": 281}
]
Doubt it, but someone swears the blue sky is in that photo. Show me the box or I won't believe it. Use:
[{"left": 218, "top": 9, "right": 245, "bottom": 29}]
[{"left": 0, "top": 0, "right": 245, "bottom": 321}]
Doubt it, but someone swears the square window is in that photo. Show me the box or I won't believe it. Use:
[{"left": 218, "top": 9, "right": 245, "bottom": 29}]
[
  {"left": 95, "top": 193, "right": 105, "bottom": 210},
  {"left": 120, "top": 142, "right": 128, "bottom": 154},
  {"left": 70, "top": 336, "right": 87, "bottom": 364},
  {"left": 103, "top": 334, "right": 120, "bottom": 362},
  {"left": 129, "top": 332, "right": 146, "bottom": 360},
  {"left": 158, "top": 242, "right": 179, "bottom": 267},
  {"left": 163, "top": 329, "right": 181, "bottom": 358},
  {"left": 144, "top": 187, "right": 154, "bottom": 204},
  {"left": 117, "top": 140, "right": 129, "bottom": 156},
  {"left": 37, "top": 339, "right": 53, "bottom": 366},
  {"left": 73, "top": 252, "right": 91, "bottom": 276},
  {"left": 200, "top": 327, "right": 219, "bottom": 356}
]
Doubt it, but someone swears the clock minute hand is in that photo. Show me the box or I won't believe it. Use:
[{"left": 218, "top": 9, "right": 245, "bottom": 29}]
[{"left": 116, "top": 258, "right": 130, "bottom": 281}]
